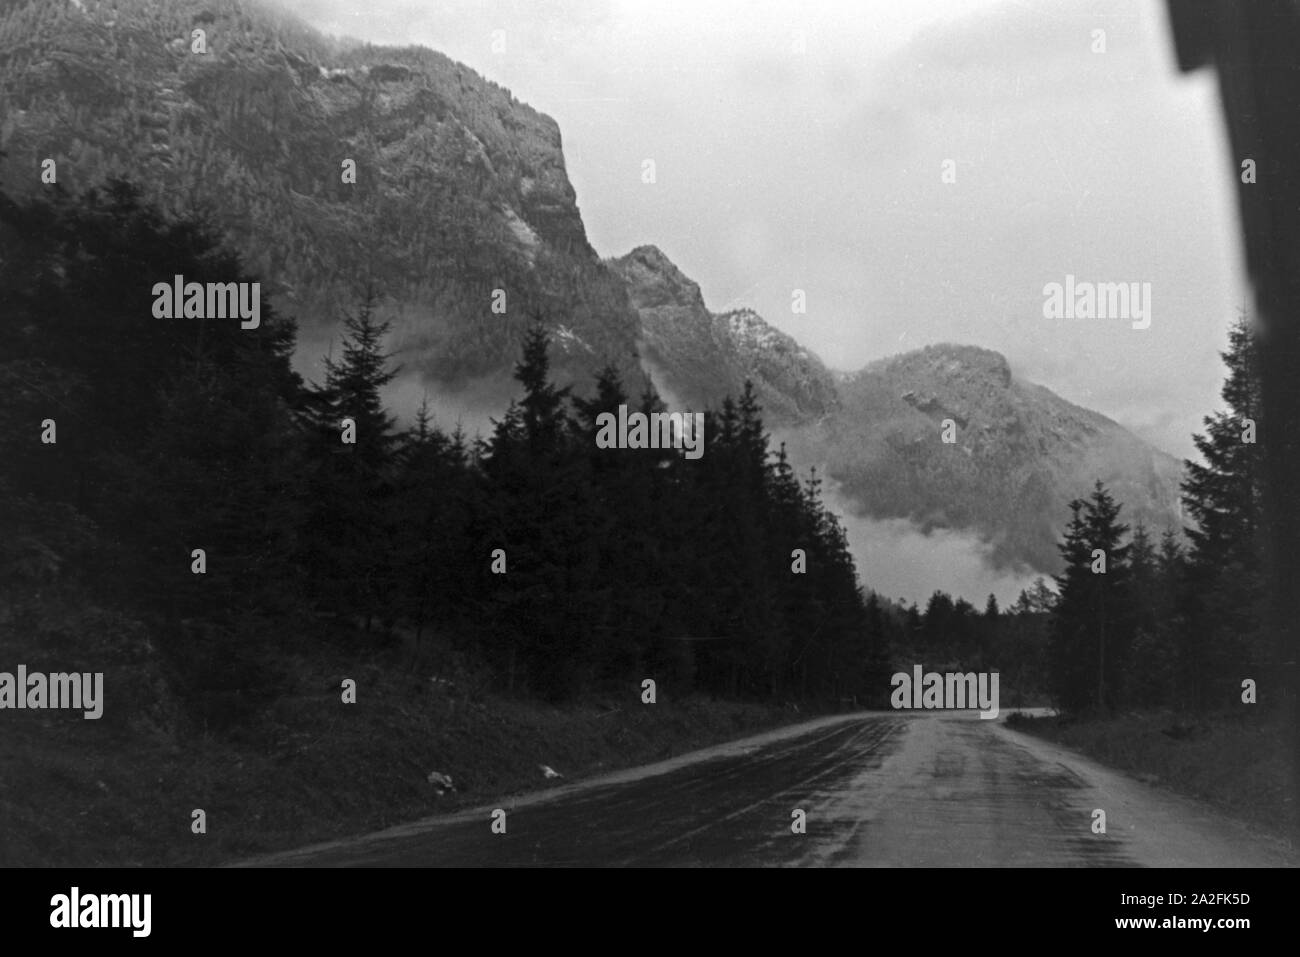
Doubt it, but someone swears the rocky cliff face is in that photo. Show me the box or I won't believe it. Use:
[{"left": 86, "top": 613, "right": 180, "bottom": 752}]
[
  {"left": 609, "top": 245, "right": 838, "bottom": 424},
  {"left": 0, "top": 0, "right": 647, "bottom": 394},
  {"left": 713, "top": 309, "right": 840, "bottom": 424}
]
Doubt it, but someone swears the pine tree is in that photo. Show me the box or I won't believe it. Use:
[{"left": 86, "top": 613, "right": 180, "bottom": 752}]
[
  {"left": 1180, "top": 315, "right": 1267, "bottom": 711},
  {"left": 317, "top": 286, "right": 400, "bottom": 462},
  {"left": 297, "top": 286, "right": 400, "bottom": 633},
  {"left": 571, "top": 365, "right": 660, "bottom": 683},
  {"left": 1124, "top": 523, "right": 1167, "bottom": 706},
  {"left": 1000, "top": 583, "right": 1052, "bottom": 709},
  {"left": 393, "top": 396, "right": 480, "bottom": 659},
  {"left": 481, "top": 322, "right": 599, "bottom": 700},
  {"left": 1156, "top": 528, "right": 1188, "bottom": 707},
  {"left": 1050, "top": 482, "right": 1131, "bottom": 715},
  {"left": 984, "top": 593, "right": 999, "bottom": 619},
  {"left": 922, "top": 590, "right": 955, "bottom": 661}
]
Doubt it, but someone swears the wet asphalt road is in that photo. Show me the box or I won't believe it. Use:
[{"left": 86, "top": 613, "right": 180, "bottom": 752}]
[{"left": 243, "top": 713, "right": 1295, "bottom": 867}]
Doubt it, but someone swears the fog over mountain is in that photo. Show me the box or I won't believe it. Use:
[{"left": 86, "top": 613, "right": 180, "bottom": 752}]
[
  {"left": 272, "top": 0, "right": 1246, "bottom": 457},
  {"left": 0, "top": 0, "right": 1200, "bottom": 602},
  {"left": 612, "top": 244, "right": 1183, "bottom": 591}
]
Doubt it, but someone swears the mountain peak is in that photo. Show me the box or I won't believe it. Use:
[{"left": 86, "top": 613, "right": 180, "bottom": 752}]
[
  {"left": 611, "top": 245, "right": 706, "bottom": 313},
  {"left": 876, "top": 343, "right": 1013, "bottom": 391},
  {"left": 622, "top": 244, "right": 676, "bottom": 268},
  {"left": 607, "top": 250, "right": 838, "bottom": 423},
  {"left": 719, "top": 307, "right": 799, "bottom": 356}
]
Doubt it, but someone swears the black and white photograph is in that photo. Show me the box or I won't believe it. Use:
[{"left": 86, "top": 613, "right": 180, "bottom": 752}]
[{"left": 0, "top": 0, "right": 1297, "bottom": 936}]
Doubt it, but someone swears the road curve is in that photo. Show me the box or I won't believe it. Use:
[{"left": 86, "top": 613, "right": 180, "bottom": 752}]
[{"left": 238, "top": 712, "right": 1295, "bottom": 867}]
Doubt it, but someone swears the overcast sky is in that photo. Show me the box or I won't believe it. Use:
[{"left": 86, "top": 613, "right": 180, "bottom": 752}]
[{"left": 281, "top": 0, "right": 1247, "bottom": 461}]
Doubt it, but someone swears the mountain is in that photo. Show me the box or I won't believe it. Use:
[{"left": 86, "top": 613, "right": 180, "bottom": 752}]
[
  {"left": 0, "top": 0, "right": 648, "bottom": 394},
  {"left": 801, "top": 344, "right": 1184, "bottom": 571},
  {"left": 0, "top": 0, "right": 1185, "bottom": 574},
  {"left": 609, "top": 245, "right": 839, "bottom": 424},
  {"left": 607, "top": 242, "right": 1182, "bottom": 571}
]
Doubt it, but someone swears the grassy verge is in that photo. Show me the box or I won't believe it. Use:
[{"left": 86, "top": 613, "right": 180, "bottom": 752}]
[
  {"left": 1005, "top": 709, "right": 1296, "bottom": 843},
  {"left": 0, "top": 601, "right": 807, "bottom": 866}
]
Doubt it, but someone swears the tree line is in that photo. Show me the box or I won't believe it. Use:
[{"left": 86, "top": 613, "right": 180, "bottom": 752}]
[
  {"left": 1, "top": 179, "right": 1266, "bottom": 722},
  {"left": 1041, "top": 316, "right": 1266, "bottom": 716},
  {"left": 909, "top": 315, "right": 1267, "bottom": 718},
  {"left": 0, "top": 180, "right": 890, "bottom": 716}
]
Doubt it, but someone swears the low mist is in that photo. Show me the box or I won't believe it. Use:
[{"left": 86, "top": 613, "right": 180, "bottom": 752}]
[{"left": 823, "top": 481, "right": 1046, "bottom": 609}]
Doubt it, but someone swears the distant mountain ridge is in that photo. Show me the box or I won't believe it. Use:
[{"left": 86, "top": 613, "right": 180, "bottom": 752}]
[
  {"left": 0, "top": 0, "right": 1185, "bottom": 573},
  {"left": 806, "top": 343, "right": 1184, "bottom": 571},
  {"left": 607, "top": 239, "right": 1183, "bottom": 571}
]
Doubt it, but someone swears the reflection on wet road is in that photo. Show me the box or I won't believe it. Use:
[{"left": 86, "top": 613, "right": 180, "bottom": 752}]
[{"left": 246, "top": 713, "right": 1294, "bottom": 867}]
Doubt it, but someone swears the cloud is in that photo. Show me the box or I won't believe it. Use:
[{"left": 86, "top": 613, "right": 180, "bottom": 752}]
[
  {"left": 379, "top": 370, "right": 506, "bottom": 440},
  {"left": 819, "top": 479, "right": 1041, "bottom": 607}
]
